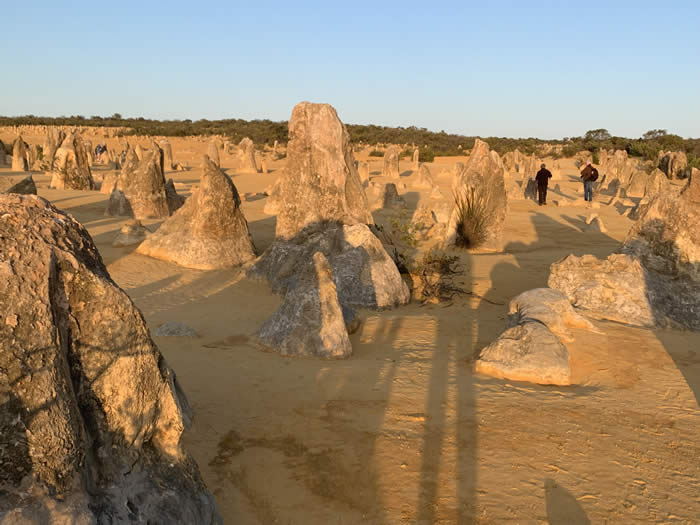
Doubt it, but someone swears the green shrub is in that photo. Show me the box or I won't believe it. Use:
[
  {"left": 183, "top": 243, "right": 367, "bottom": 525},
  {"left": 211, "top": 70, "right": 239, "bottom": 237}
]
[
  {"left": 419, "top": 148, "right": 436, "bottom": 162},
  {"left": 368, "top": 149, "right": 383, "bottom": 157},
  {"left": 453, "top": 187, "right": 493, "bottom": 249}
]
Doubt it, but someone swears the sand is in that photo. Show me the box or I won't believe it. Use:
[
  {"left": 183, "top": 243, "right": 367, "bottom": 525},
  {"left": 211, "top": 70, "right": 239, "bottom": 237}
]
[{"left": 1, "top": 130, "right": 699, "bottom": 524}]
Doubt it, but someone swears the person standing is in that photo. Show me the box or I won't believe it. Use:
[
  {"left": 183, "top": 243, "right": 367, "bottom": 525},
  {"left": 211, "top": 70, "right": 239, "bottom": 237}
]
[
  {"left": 535, "top": 163, "right": 553, "bottom": 205},
  {"left": 580, "top": 161, "right": 599, "bottom": 202}
]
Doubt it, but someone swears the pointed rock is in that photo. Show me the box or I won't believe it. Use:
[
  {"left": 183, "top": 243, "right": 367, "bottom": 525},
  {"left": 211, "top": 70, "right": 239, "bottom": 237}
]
[
  {"left": 273, "top": 101, "right": 372, "bottom": 239},
  {"left": 137, "top": 156, "right": 256, "bottom": 269},
  {"left": 258, "top": 252, "right": 352, "bottom": 358},
  {"left": 49, "top": 133, "right": 95, "bottom": 190},
  {"left": 382, "top": 145, "right": 401, "bottom": 179},
  {"left": 238, "top": 137, "right": 259, "bottom": 173}
]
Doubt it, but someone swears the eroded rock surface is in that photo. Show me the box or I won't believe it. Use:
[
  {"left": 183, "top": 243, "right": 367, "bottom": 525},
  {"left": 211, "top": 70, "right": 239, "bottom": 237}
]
[
  {"left": 273, "top": 102, "right": 372, "bottom": 239},
  {"left": 258, "top": 252, "right": 352, "bottom": 358},
  {"left": 0, "top": 194, "right": 220, "bottom": 524},
  {"left": 137, "top": 156, "right": 256, "bottom": 269},
  {"left": 49, "top": 133, "right": 95, "bottom": 190}
]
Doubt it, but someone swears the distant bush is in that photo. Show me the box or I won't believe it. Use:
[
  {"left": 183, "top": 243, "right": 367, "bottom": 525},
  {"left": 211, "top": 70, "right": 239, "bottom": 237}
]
[
  {"left": 419, "top": 148, "right": 436, "bottom": 162},
  {"left": 368, "top": 149, "right": 383, "bottom": 157},
  {"left": 453, "top": 187, "right": 493, "bottom": 249},
  {"left": 592, "top": 150, "right": 600, "bottom": 165}
]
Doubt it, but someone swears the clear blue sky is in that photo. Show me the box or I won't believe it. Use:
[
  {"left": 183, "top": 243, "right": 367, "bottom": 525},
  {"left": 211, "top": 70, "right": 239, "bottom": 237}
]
[{"left": 2, "top": 1, "right": 698, "bottom": 139}]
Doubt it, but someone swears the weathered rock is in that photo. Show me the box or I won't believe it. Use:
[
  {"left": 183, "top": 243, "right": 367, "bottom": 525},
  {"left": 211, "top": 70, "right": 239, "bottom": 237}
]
[
  {"left": 160, "top": 139, "right": 175, "bottom": 170},
  {"left": 0, "top": 174, "right": 37, "bottom": 195},
  {"left": 250, "top": 222, "right": 410, "bottom": 309},
  {"left": 625, "top": 170, "right": 648, "bottom": 198},
  {"left": 644, "top": 168, "right": 670, "bottom": 199},
  {"left": 585, "top": 213, "right": 607, "bottom": 233},
  {"left": 524, "top": 177, "right": 538, "bottom": 201},
  {"left": 137, "top": 156, "right": 256, "bottom": 269},
  {"left": 105, "top": 190, "right": 133, "bottom": 217},
  {"left": 358, "top": 160, "right": 370, "bottom": 183},
  {"left": 444, "top": 139, "right": 508, "bottom": 250},
  {"left": 49, "top": 133, "right": 96, "bottom": 190},
  {"left": 100, "top": 171, "right": 120, "bottom": 194},
  {"left": 475, "top": 322, "right": 570, "bottom": 385},
  {"left": 382, "top": 145, "right": 401, "bottom": 179},
  {"left": 42, "top": 128, "right": 66, "bottom": 171},
  {"left": 154, "top": 321, "right": 199, "bottom": 337},
  {"left": 507, "top": 288, "right": 600, "bottom": 343},
  {"left": 165, "top": 178, "right": 186, "bottom": 214},
  {"left": 134, "top": 143, "right": 145, "bottom": 160},
  {"left": 263, "top": 177, "right": 282, "bottom": 214},
  {"left": 238, "top": 137, "right": 259, "bottom": 173},
  {"left": 11, "top": 136, "right": 28, "bottom": 171},
  {"left": 0, "top": 139, "right": 6, "bottom": 166},
  {"left": 273, "top": 102, "right": 372, "bottom": 239},
  {"left": 601, "top": 150, "right": 637, "bottom": 189},
  {"left": 109, "top": 148, "right": 170, "bottom": 219},
  {"left": 206, "top": 140, "right": 220, "bottom": 167},
  {"left": 0, "top": 194, "right": 220, "bottom": 524},
  {"left": 622, "top": 180, "right": 700, "bottom": 281},
  {"left": 658, "top": 150, "right": 688, "bottom": 180},
  {"left": 412, "top": 148, "right": 419, "bottom": 168},
  {"left": 413, "top": 163, "right": 434, "bottom": 189},
  {"left": 549, "top": 253, "right": 700, "bottom": 330},
  {"left": 112, "top": 220, "right": 150, "bottom": 247},
  {"left": 382, "top": 183, "right": 407, "bottom": 209},
  {"left": 258, "top": 252, "right": 352, "bottom": 358}
]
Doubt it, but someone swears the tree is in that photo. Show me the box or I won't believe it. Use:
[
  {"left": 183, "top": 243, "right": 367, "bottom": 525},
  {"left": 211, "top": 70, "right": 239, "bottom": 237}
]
[
  {"left": 642, "top": 129, "right": 668, "bottom": 140},
  {"left": 584, "top": 129, "right": 611, "bottom": 141},
  {"left": 111, "top": 113, "right": 122, "bottom": 120}
]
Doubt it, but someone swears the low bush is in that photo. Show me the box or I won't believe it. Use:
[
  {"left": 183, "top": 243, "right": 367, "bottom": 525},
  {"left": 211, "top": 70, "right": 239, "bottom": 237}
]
[
  {"left": 368, "top": 149, "right": 383, "bottom": 157},
  {"left": 453, "top": 187, "right": 493, "bottom": 249}
]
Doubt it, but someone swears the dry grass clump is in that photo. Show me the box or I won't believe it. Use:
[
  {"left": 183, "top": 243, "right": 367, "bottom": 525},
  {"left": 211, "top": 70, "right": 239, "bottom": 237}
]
[{"left": 453, "top": 187, "right": 493, "bottom": 249}]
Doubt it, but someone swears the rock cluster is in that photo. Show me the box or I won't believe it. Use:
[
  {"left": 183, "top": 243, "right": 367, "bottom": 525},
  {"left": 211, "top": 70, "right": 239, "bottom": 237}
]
[
  {"left": 49, "top": 133, "right": 96, "bottom": 190},
  {"left": 658, "top": 150, "right": 688, "bottom": 179},
  {"left": 106, "top": 145, "right": 183, "bottom": 220},
  {"left": 476, "top": 288, "right": 599, "bottom": 385},
  {"left": 251, "top": 102, "right": 409, "bottom": 358},
  {"left": 0, "top": 194, "right": 220, "bottom": 524},
  {"left": 549, "top": 174, "right": 700, "bottom": 330}
]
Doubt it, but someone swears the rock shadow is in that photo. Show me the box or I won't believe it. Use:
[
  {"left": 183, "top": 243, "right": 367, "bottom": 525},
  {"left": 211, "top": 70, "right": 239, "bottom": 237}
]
[{"left": 545, "top": 478, "right": 590, "bottom": 524}]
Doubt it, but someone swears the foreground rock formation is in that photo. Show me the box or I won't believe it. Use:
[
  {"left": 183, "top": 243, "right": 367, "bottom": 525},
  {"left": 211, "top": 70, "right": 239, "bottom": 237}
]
[
  {"left": 0, "top": 194, "right": 220, "bottom": 523},
  {"left": 658, "top": 150, "right": 688, "bottom": 179},
  {"left": 252, "top": 102, "right": 409, "bottom": 358},
  {"left": 137, "top": 156, "right": 256, "bottom": 269},
  {"left": 476, "top": 288, "right": 601, "bottom": 385},
  {"left": 49, "top": 133, "right": 96, "bottom": 190},
  {"left": 258, "top": 252, "right": 352, "bottom": 358},
  {"left": 444, "top": 139, "right": 508, "bottom": 250},
  {"left": 549, "top": 175, "right": 700, "bottom": 330}
]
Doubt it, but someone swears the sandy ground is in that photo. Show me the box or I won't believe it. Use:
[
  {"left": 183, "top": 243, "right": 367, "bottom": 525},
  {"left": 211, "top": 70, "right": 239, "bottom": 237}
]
[{"left": 2, "top": 132, "right": 699, "bottom": 524}]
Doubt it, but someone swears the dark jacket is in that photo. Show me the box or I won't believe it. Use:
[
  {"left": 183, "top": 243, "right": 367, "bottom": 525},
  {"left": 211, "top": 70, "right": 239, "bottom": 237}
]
[
  {"left": 535, "top": 168, "right": 552, "bottom": 187},
  {"left": 580, "top": 165, "right": 599, "bottom": 182}
]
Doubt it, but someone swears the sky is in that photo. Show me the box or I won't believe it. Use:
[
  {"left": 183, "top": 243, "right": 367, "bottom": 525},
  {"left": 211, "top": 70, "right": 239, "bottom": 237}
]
[{"left": 1, "top": 1, "right": 698, "bottom": 139}]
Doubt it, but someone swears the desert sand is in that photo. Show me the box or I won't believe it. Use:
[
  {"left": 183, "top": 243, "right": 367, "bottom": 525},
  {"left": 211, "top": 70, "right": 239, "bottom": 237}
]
[{"left": 2, "top": 128, "right": 699, "bottom": 524}]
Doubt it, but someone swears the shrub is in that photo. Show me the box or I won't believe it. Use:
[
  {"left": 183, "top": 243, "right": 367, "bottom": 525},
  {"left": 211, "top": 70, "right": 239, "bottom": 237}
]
[
  {"left": 592, "top": 150, "right": 600, "bottom": 164},
  {"left": 368, "top": 149, "right": 383, "bottom": 157},
  {"left": 419, "top": 148, "right": 436, "bottom": 162},
  {"left": 410, "top": 248, "right": 465, "bottom": 304},
  {"left": 453, "top": 187, "right": 493, "bottom": 249}
]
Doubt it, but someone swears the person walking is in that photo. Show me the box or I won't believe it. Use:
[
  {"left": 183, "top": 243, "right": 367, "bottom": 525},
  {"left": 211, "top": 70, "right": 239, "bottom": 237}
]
[
  {"left": 535, "top": 163, "right": 552, "bottom": 205},
  {"left": 580, "top": 161, "right": 599, "bottom": 202}
]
